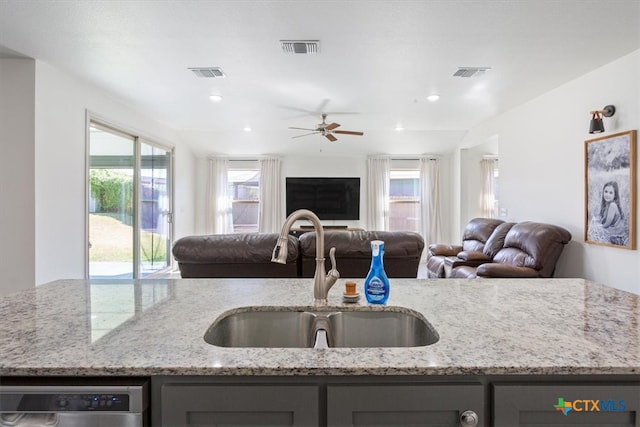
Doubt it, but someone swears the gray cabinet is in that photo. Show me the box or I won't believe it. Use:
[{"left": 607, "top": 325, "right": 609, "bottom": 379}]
[
  {"left": 158, "top": 383, "right": 320, "bottom": 427},
  {"left": 153, "top": 376, "right": 640, "bottom": 427},
  {"left": 493, "top": 384, "right": 640, "bottom": 426},
  {"left": 327, "top": 383, "right": 484, "bottom": 426}
]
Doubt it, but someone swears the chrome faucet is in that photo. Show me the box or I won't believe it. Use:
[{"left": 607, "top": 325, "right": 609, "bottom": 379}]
[{"left": 271, "top": 209, "right": 340, "bottom": 305}]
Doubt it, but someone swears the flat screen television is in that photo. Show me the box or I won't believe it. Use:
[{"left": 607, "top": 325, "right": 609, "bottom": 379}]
[{"left": 286, "top": 177, "right": 360, "bottom": 220}]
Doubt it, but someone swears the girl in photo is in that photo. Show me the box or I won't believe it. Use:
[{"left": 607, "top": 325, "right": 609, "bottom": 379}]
[{"left": 599, "top": 181, "right": 623, "bottom": 228}]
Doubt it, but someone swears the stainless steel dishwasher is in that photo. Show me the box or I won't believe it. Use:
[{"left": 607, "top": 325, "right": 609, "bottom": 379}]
[{"left": 0, "top": 381, "right": 148, "bottom": 427}]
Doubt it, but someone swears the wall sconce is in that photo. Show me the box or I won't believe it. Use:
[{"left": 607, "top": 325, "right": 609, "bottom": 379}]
[{"left": 589, "top": 105, "right": 615, "bottom": 134}]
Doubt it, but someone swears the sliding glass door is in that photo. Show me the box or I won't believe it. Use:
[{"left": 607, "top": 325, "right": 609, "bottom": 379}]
[
  {"left": 139, "top": 141, "right": 172, "bottom": 276},
  {"left": 88, "top": 121, "right": 173, "bottom": 279}
]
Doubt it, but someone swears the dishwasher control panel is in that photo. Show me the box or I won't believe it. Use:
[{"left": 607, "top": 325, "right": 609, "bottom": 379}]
[
  {"left": 52, "top": 393, "right": 128, "bottom": 411},
  {"left": 1, "top": 383, "right": 147, "bottom": 414},
  {"left": 1, "top": 392, "right": 130, "bottom": 412}
]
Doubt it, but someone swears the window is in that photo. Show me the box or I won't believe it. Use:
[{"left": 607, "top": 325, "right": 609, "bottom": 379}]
[
  {"left": 481, "top": 157, "right": 499, "bottom": 218},
  {"left": 228, "top": 168, "right": 260, "bottom": 233},
  {"left": 493, "top": 161, "right": 500, "bottom": 215},
  {"left": 389, "top": 169, "right": 420, "bottom": 233}
]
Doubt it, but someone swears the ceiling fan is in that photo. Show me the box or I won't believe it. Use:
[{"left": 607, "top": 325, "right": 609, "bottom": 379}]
[{"left": 289, "top": 114, "right": 364, "bottom": 142}]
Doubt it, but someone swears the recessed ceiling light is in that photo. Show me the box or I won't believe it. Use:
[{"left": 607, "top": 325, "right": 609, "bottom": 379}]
[
  {"left": 209, "top": 94, "right": 223, "bottom": 102},
  {"left": 427, "top": 94, "right": 440, "bottom": 102},
  {"left": 395, "top": 126, "right": 404, "bottom": 131},
  {"left": 243, "top": 126, "right": 252, "bottom": 132}
]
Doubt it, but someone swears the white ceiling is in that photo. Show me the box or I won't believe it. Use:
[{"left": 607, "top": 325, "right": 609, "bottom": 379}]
[{"left": 1, "top": 0, "right": 639, "bottom": 155}]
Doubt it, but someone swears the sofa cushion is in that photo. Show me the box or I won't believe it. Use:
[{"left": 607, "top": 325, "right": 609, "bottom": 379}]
[
  {"left": 491, "top": 221, "right": 572, "bottom": 276},
  {"left": 482, "top": 222, "right": 516, "bottom": 257},
  {"left": 298, "top": 230, "right": 424, "bottom": 278},
  {"left": 173, "top": 233, "right": 299, "bottom": 263},
  {"left": 461, "top": 218, "right": 505, "bottom": 252},
  {"left": 172, "top": 233, "right": 299, "bottom": 278}
]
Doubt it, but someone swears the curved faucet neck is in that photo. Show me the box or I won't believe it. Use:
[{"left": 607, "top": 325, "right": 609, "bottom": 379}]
[{"left": 276, "top": 209, "right": 335, "bottom": 305}]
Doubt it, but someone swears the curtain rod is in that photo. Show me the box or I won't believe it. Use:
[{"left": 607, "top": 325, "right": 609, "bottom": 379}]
[
  {"left": 207, "top": 155, "right": 282, "bottom": 161},
  {"left": 369, "top": 155, "right": 442, "bottom": 160}
]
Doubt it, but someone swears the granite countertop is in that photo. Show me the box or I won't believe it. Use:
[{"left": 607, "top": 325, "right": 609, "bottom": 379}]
[{"left": 0, "top": 278, "right": 638, "bottom": 377}]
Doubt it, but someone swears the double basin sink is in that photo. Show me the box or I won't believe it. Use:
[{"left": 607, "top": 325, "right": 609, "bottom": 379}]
[{"left": 204, "top": 306, "right": 439, "bottom": 348}]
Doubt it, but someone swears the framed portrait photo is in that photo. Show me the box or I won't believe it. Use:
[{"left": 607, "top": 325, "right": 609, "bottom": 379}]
[{"left": 584, "top": 130, "right": 637, "bottom": 249}]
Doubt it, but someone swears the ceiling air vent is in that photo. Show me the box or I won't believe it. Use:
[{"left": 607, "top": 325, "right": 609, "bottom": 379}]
[
  {"left": 280, "top": 40, "right": 319, "bottom": 54},
  {"left": 453, "top": 67, "right": 491, "bottom": 78},
  {"left": 189, "top": 67, "right": 226, "bottom": 78}
]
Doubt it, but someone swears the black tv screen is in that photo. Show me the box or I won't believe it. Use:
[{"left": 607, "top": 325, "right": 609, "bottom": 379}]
[{"left": 286, "top": 177, "right": 360, "bottom": 220}]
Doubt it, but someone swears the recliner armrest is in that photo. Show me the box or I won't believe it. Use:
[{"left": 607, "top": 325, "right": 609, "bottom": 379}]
[
  {"left": 476, "top": 263, "right": 539, "bottom": 278},
  {"left": 428, "top": 244, "right": 463, "bottom": 257},
  {"left": 457, "top": 250, "right": 492, "bottom": 262}
]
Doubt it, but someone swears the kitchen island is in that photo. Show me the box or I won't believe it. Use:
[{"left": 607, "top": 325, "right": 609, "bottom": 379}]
[{"left": 1, "top": 278, "right": 639, "bottom": 426}]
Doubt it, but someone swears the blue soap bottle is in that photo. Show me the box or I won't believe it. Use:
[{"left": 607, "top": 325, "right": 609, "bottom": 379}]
[{"left": 364, "top": 240, "right": 390, "bottom": 304}]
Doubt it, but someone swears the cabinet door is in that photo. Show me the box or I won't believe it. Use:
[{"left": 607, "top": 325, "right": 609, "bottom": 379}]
[
  {"left": 493, "top": 384, "right": 640, "bottom": 426},
  {"left": 159, "top": 384, "right": 320, "bottom": 427},
  {"left": 327, "top": 384, "right": 485, "bottom": 426}
]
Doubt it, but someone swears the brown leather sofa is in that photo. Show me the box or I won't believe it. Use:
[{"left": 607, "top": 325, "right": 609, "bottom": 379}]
[
  {"left": 172, "top": 233, "right": 300, "bottom": 278},
  {"left": 426, "top": 218, "right": 505, "bottom": 278},
  {"left": 443, "top": 221, "right": 515, "bottom": 277},
  {"left": 448, "top": 221, "right": 572, "bottom": 278},
  {"left": 172, "top": 231, "right": 425, "bottom": 279},
  {"left": 298, "top": 230, "right": 425, "bottom": 278}
]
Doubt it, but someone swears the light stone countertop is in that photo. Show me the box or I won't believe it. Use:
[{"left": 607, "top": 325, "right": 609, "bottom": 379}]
[{"left": 0, "top": 278, "right": 638, "bottom": 377}]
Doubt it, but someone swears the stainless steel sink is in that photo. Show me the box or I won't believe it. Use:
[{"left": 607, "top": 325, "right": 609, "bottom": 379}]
[
  {"left": 325, "top": 310, "right": 438, "bottom": 347},
  {"left": 204, "top": 310, "right": 317, "bottom": 348},
  {"left": 204, "top": 307, "right": 439, "bottom": 348}
]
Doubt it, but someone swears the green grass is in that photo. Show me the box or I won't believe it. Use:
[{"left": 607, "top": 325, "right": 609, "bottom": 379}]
[{"left": 89, "top": 213, "right": 167, "bottom": 262}]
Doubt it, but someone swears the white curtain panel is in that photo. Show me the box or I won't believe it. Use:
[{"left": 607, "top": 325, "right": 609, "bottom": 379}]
[
  {"left": 258, "top": 157, "right": 283, "bottom": 233},
  {"left": 205, "top": 157, "right": 233, "bottom": 234},
  {"left": 480, "top": 158, "right": 497, "bottom": 218},
  {"left": 420, "top": 158, "right": 443, "bottom": 246},
  {"left": 367, "top": 157, "right": 390, "bottom": 231}
]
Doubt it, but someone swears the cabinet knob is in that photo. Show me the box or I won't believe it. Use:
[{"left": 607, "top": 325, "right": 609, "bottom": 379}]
[{"left": 460, "top": 410, "right": 479, "bottom": 427}]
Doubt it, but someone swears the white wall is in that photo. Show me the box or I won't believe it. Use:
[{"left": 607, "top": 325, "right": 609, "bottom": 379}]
[
  {"left": 283, "top": 155, "right": 368, "bottom": 229},
  {"left": 33, "top": 61, "right": 195, "bottom": 285},
  {"left": 191, "top": 152, "right": 453, "bottom": 244},
  {"left": 0, "top": 58, "right": 35, "bottom": 295},
  {"left": 172, "top": 144, "right": 197, "bottom": 243},
  {"left": 461, "top": 49, "right": 640, "bottom": 294},
  {"left": 457, "top": 136, "right": 499, "bottom": 238}
]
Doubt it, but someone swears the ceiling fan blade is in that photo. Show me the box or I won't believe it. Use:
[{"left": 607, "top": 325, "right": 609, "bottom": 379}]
[
  {"left": 333, "top": 130, "right": 364, "bottom": 136},
  {"left": 324, "top": 133, "right": 338, "bottom": 142},
  {"left": 289, "top": 126, "right": 318, "bottom": 131},
  {"left": 325, "top": 122, "right": 341, "bottom": 131},
  {"left": 291, "top": 132, "right": 321, "bottom": 139}
]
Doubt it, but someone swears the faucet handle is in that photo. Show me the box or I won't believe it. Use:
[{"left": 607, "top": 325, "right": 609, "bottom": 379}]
[
  {"left": 327, "top": 247, "right": 340, "bottom": 286},
  {"left": 328, "top": 247, "right": 338, "bottom": 274}
]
